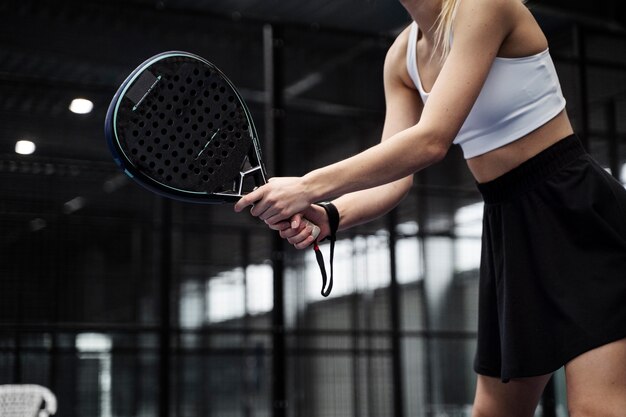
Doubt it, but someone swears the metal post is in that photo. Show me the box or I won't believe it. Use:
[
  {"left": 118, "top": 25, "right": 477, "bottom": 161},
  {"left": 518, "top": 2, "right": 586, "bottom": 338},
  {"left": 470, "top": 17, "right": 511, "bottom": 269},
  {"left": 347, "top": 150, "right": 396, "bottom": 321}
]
[
  {"left": 159, "top": 198, "right": 172, "bottom": 417},
  {"left": 388, "top": 209, "right": 405, "bottom": 417},
  {"left": 50, "top": 220, "right": 63, "bottom": 394},
  {"left": 131, "top": 225, "right": 143, "bottom": 417},
  {"left": 350, "top": 236, "right": 361, "bottom": 417},
  {"left": 264, "top": 23, "right": 288, "bottom": 417},
  {"left": 416, "top": 175, "right": 434, "bottom": 410},
  {"left": 13, "top": 261, "right": 22, "bottom": 384},
  {"left": 242, "top": 231, "right": 253, "bottom": 417}
]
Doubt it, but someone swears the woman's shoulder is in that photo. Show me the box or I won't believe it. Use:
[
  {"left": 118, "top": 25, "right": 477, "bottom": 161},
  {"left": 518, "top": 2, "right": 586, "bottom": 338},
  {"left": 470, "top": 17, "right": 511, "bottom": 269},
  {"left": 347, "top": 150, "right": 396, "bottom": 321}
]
[
  {"left": 457, "top": 0, "right": 521, "bottom": 14},
  {"left": 453, "top": 0, "right": 521, "bottom": 30},
  {"left": 454, "top": 0, "right": 546, "bottom": 58},
  {"left": 449, "top": 0, "right": 523, "bottom": 54},
  {"left": 384, "top": 24, "right": 417, "bottom": 88},
  {"left": 388, "top": 23, "right": 413, "bottom": 57},
  {"left": 386, "top": 22, "right": 418, "bottom": 70}
]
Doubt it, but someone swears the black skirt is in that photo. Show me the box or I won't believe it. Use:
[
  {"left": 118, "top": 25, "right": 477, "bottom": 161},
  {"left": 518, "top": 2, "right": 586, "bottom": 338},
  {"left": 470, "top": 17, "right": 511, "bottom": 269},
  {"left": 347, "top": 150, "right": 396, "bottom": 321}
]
[{"left": 474, "top": 134, "right": 626, "bottom": 382}]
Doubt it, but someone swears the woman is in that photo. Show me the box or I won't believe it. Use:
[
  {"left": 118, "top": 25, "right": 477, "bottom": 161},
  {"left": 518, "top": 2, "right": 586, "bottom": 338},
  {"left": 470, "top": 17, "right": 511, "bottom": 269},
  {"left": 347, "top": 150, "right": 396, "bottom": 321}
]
[{"left": 235, "top": 0, "right": 626, "bottom": 415}]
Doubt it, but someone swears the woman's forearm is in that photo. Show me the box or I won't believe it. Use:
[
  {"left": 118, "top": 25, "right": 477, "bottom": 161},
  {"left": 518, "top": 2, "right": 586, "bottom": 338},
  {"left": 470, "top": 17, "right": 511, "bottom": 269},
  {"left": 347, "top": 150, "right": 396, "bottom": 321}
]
[
  {"left": 302, "top": 124, "right": 447, "bottom": 204},
  {"left": 331, "top": 176, "right": 414, "bottom": 231}
]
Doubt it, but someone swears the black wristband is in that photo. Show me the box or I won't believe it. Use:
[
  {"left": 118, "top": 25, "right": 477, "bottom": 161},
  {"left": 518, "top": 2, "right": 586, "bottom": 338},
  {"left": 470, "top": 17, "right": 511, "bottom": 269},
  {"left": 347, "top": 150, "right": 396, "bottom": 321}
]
[
  {"left": 315, "top": 201, "right": 340, "bottom": 241},
  {"left": 312, "top": 201, "right": 340, "bottom": 297}
]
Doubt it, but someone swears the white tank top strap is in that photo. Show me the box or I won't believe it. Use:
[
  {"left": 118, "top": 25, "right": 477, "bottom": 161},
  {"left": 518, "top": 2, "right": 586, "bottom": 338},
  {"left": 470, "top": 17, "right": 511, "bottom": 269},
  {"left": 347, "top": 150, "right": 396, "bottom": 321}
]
[{"left": 405, "top": 22, "right": 422, "bottom": 94}]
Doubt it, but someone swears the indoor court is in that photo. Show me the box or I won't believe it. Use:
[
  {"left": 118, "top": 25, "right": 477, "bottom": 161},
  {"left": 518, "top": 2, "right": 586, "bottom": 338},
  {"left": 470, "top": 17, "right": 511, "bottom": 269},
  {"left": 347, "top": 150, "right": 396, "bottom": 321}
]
[{"left": 1, "top": 0, "right": 625, "bottom": 416}]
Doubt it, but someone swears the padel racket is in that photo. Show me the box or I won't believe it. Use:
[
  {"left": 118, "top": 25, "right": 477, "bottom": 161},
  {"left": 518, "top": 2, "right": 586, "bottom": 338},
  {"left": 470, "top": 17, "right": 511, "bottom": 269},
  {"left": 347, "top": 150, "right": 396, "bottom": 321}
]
[{"left": 104, "top": 51, "right": 333, "bottom": 296}]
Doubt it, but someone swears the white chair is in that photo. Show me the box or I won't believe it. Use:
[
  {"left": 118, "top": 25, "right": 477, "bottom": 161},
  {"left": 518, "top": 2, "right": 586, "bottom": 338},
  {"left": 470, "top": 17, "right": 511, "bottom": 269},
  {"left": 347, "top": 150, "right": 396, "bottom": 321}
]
[{"left": 0, "top": 385, "right": 57, "bottom": 417}]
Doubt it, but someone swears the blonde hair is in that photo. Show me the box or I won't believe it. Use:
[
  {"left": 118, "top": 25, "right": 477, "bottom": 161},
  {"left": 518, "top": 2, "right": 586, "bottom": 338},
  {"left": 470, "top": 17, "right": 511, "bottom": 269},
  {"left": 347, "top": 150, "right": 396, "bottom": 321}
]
[{"left": 432, "top": 0, "right": 461, "bottom": 63}]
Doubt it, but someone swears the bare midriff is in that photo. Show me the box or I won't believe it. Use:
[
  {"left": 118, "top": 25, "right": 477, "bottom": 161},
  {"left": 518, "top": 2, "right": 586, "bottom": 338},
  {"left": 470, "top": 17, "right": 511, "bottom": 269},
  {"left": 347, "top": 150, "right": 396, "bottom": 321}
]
[{"left": 466, "top": 110, "right": 575, "bottom": 183}]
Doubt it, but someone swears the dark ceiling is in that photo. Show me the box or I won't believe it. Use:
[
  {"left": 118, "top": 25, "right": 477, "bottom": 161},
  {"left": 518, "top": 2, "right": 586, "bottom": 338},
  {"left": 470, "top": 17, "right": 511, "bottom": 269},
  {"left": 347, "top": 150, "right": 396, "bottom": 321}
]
[{"left": 1, "top": 0, "right": 625, "bottom": 264}]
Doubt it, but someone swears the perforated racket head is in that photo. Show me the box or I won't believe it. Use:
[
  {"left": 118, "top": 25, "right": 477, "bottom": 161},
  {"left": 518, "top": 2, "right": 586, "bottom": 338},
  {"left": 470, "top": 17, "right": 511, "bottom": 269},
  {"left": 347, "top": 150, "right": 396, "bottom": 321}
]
[{"left": 105, "top": 51, "right": 266, "bottom": 203}]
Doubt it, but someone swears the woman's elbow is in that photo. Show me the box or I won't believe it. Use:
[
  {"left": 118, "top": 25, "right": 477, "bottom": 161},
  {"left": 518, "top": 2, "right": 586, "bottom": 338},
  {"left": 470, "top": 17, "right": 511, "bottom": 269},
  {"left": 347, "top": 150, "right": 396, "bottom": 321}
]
[
  {"left": 429, "top": 142, "right": 449, "bottom": 164},
  {"left": 421, "top": 140, "right": 449, "bottom": 167},
  {"left": 403, "top": 140, "right": 448, "bottom": 176},
  {"left": 412, "top": 124, "right": 453, "bottom": 167}
]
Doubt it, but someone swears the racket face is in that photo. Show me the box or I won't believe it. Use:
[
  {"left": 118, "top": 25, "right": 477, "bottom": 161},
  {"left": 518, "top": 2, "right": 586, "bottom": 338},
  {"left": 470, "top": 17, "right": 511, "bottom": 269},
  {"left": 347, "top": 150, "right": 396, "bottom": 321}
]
[{"left": 105, "top": 51, "right": 266, "bottom": 203}]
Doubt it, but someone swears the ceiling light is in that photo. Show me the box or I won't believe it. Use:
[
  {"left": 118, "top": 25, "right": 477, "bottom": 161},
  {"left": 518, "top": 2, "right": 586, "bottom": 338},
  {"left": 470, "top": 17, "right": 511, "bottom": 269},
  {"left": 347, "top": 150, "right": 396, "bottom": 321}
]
[
  {"left": 15, "top": 140, "right": 36, "bottom": 155},
  {"left": 69, "top": 98, "right": 93, "bottom": 114}
]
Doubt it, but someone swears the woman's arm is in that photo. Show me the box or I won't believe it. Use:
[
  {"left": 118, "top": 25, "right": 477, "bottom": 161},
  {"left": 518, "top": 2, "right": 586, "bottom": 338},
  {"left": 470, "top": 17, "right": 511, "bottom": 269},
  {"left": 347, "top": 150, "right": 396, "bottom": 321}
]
[
  {"left": 328, "top": 26, "right": 423, "bottom": 231},
  {"left": 266, "top": 27, "right": 422, "bottom": 248},
  {"left": 235, "top": 0, "right": 515, "bottom": 225}
]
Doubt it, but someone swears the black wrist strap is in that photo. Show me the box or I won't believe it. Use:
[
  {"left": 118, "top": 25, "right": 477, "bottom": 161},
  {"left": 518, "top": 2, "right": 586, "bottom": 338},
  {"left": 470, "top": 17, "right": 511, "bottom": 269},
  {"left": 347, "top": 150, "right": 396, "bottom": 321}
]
[{"left": 313, "top": 201, "right": 339, "bottom": 297}]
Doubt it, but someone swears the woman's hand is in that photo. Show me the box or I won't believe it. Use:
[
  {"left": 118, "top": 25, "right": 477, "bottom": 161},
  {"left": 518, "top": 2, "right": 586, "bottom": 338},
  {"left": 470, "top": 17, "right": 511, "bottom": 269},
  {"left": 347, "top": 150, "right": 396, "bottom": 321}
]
[
  {"left": 234, "top": 177, "right": 313, "bottom": 224},
  {"left": 267, "top": 204, "right": 330, "bottom": 249}
]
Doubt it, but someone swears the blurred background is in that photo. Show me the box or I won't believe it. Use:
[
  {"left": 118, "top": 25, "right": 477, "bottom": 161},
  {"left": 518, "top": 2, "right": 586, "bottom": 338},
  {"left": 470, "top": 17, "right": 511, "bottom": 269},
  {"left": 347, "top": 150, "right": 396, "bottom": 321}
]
[{"left": 0, "top": 0, "right": 624, "bottom": 416}]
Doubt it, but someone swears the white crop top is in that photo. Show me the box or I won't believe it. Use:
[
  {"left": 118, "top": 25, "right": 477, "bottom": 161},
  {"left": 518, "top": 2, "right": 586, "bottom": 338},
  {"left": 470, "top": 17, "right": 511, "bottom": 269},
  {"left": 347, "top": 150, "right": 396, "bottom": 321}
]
[{"left": 406, "top": 22, "right": 566, "bottom": 159}]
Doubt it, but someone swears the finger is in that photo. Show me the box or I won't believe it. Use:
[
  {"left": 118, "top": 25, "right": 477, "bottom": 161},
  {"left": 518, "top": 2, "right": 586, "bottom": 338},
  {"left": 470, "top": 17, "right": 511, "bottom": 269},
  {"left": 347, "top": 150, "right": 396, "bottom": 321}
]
[
  {"left": 267, "top": 221, "right": 291, "bottom": 232},
  {"left": 251, "top": 197, "right": 280, "bottom": 219},
  {"left": 234, "top": 188, "right": 263, "bottom": 212},
  {"left": 284, "top": 222, "right": 311, "bottom": 242},
  {"left": 279, "top": 219, "right": 308, "bottom": 238},
  {"left": 257, "top": 206, "right": 282, "bottom": 221},
  {"left": 264, "top": 211, "right": 293, "bottom": 226},
  {"left": 286, "top": 231, "right": 310, "bottom": 246},
  {"left": 293, "top": 234, "right": 316, "bottom": 250},
  {"left": 280, "top": 227, "right": 300, "bottom": 239},
  {"left": 303, "top": 219, "right": 320, "bottom": 240},
  {"left": 286, "top": 223, "right": 316, "bottom": 247}
]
